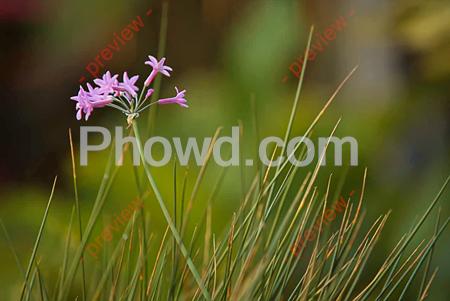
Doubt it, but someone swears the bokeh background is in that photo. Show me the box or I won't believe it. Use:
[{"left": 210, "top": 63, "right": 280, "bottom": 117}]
[{"left": 0, "top": 0, "right": 449, "bottom": 299}]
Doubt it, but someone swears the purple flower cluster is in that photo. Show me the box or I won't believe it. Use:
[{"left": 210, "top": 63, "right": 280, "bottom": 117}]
[
  {"left": 70, "top": 55, "right": 188, "bottom": 122},
  {"left": 70, "top": 83, "right": 113, "bottom": 121}
]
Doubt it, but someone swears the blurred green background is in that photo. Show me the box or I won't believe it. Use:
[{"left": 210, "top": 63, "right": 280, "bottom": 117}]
[{"left": 0, "top": 0, "right": 449, "bottom": 299}]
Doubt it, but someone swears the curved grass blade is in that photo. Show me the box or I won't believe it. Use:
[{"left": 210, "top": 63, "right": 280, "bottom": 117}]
[{"left": 68, "top": 129, "right": 86, "bottom": 301}]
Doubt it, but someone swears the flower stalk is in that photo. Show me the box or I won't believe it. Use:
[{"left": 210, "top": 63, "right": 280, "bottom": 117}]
[{"left": 131, "top": 120, "right": 211, "bottom": 301}]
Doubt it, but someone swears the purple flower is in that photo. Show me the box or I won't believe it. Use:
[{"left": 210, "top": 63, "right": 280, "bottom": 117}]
[
  {"left": 145, "top": 88, "right": 154, "bottom": 99},
  {"left": 71, "top": 86, "right": 90, "bottom": 120},
  {"left": 144, "top": 56, "right": 172, "bottom": 87},
  {"left": 70, "top": 84, "right": 112, "bottom": 121},
  {"left": 86, "top": 83, "right": 112, "bottom": 106},
  {"left": 157, "top": 87, "right": 188, "bottom": 108},
  {"left": 114, "top": 72, "right": 139, "bottom": 99},
  {"left": 94, "top": 71, "right": 118, "bottom": 95}
]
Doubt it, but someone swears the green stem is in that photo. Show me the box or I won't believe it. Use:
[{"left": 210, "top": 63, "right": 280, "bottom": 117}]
[
  {"left": 132, "top": 120, "right": 211, "bottom": 301},
  {"left": 137, "top": 83, "right": 147, "bottom": 108}
]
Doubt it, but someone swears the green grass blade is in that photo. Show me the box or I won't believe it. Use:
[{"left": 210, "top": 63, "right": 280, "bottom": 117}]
[
  {"left": 20, "top": 176, "right": 57, "bottom": 301},
  {"left": 132, "top": 121, "right": 211, "bottom": 300},
  {"left": 69, "top": 129, "right": 86, "bottom": 301},
  {"left": 146, "top": 0, "right": 170, "bottom": 136},
  {"left": 0, "top": 218, "right": 26, "bottom": 279}
]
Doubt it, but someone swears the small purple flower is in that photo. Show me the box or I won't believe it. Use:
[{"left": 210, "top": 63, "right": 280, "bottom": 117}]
[
  {"left": 86, "top": 83, "right": 113, "bottom": 107},
  {"left": 70, "top": 84, "right": 112, "bottom": 121},
  {"left": 157, "top": 87, "right": 188, "bottom": 108},
  {"left": 94, "top": 71, "right": 118, "bottom": 95},
  {"left": 145, "top": 88, "right": 154, "bottom": 99},
  {"left": 144, "top": 56, "right": 172, "bottom": 87},
  {"left": 70, "top": 86, "right": 93, "bottom": 120},
  {"left": 114, "top": 72, "right": 139, "bottom": 99}
]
